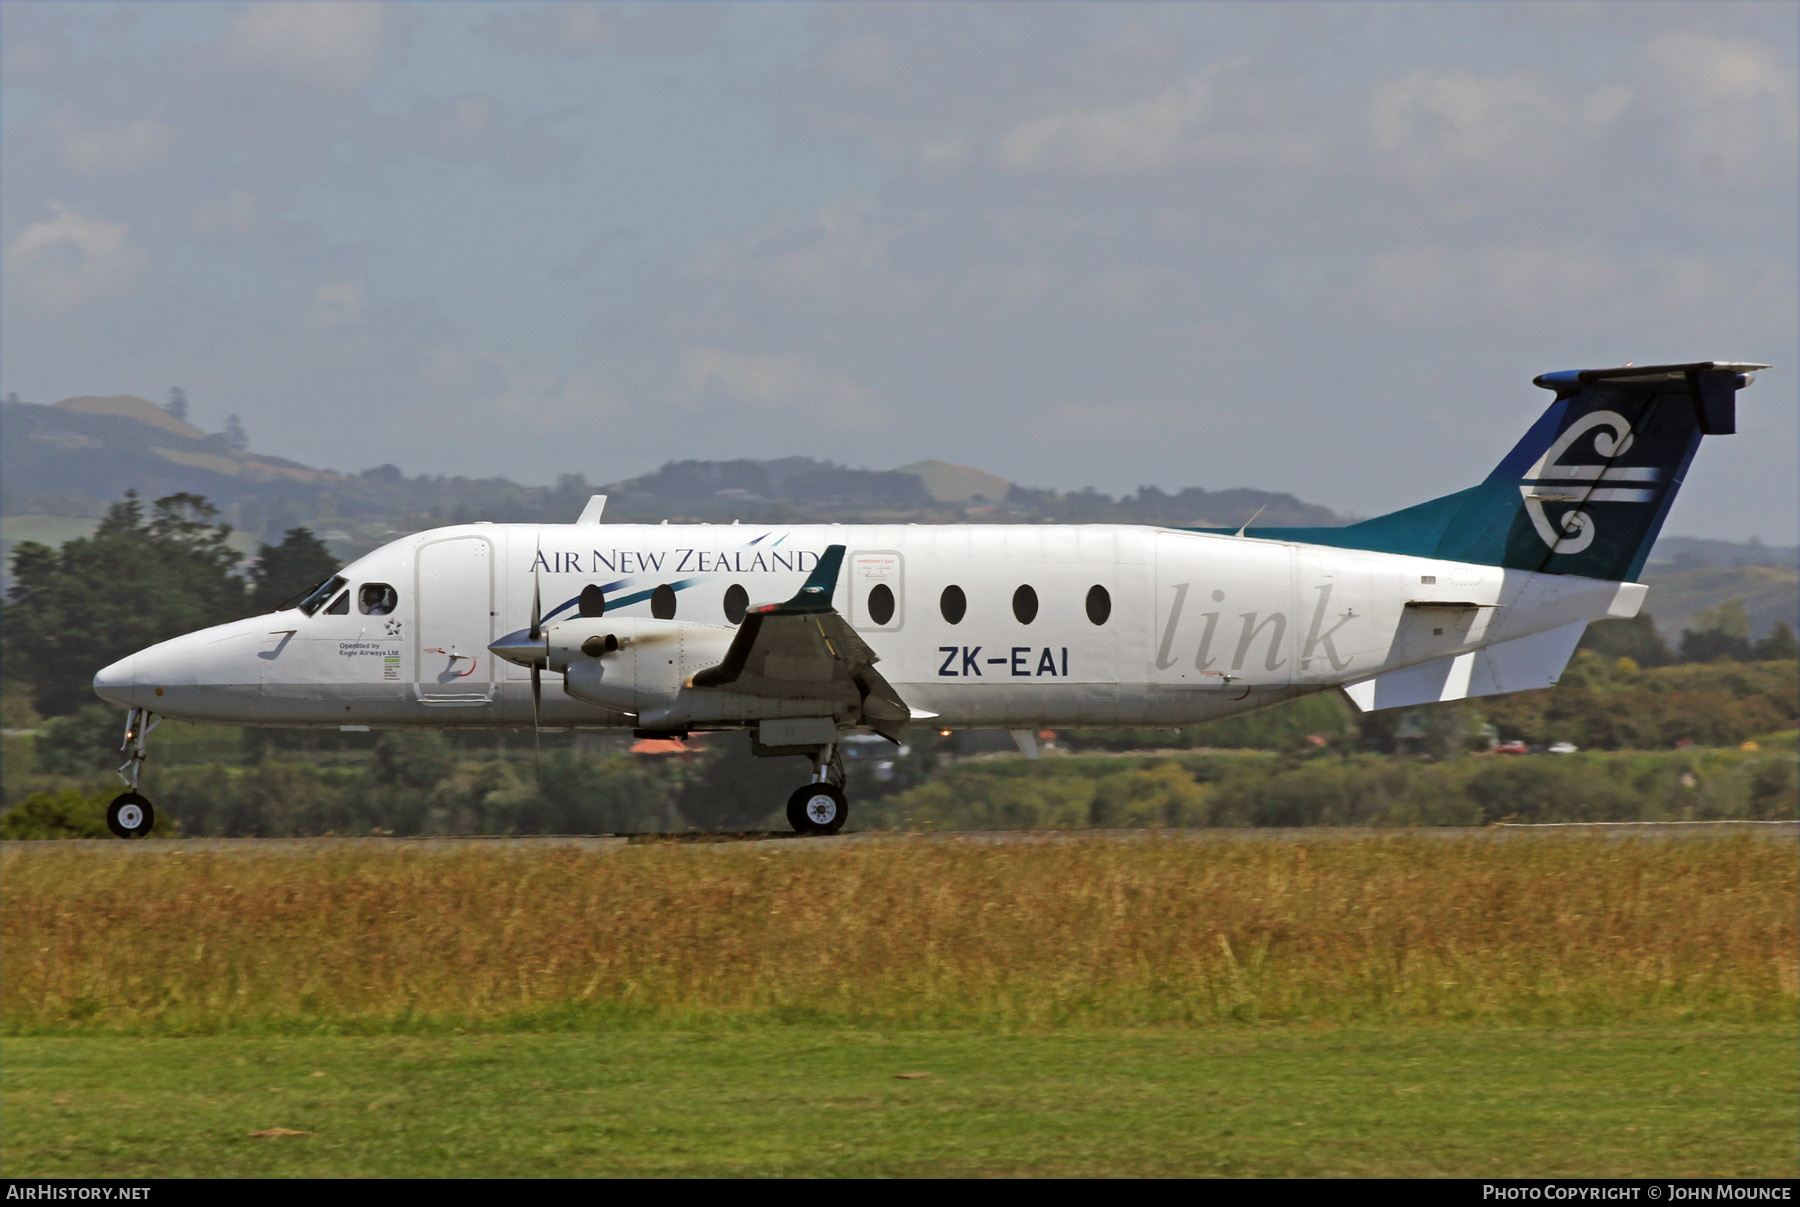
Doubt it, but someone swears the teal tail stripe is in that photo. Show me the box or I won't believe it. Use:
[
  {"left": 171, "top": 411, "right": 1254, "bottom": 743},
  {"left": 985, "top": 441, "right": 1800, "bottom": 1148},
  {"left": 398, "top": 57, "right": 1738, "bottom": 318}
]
[{"left": 1189, "top": 363, "right": 1754, "bottom": 583}]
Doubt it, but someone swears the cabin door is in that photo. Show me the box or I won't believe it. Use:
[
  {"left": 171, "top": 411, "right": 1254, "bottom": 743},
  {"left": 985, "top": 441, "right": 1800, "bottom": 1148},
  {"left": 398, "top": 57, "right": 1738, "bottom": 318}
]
[{"left": 415, "top": 536, "right": 495, "bottom": 704}]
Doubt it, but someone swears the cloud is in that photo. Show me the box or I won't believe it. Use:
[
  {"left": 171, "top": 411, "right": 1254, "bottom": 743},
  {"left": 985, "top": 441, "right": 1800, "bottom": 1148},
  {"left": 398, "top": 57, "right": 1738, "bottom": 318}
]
[
  {"left": 485, "top": 2, "right": 718, "bottom": 57},
  {"left": 218, "top": 2, "right": 401, "bottom": 90},
  {"left": 679, "top": 348, "right": 884, "bottom": 428},
  {"left": 1369, "top": 69, "right": 1631, "bottom": 186},
  {"left": 57, "top": 116, "right": 175, "bottom": 175},
  {"left": 4, "top": 202, "right": 146, "bottom": 311},
  {"left": 757, "top": 200, "right": 899, "bottom": 300},
  {"left": 767, "top": 8, "right": 1201, "bottom": 169},
  {"left": 1643, "top": 32, "right": 1799, "bottom": 177},
  {"left": 0, "top": 16, "right": 69, "bottom": 87},
  {"left": 431, "top": 95, "right": 498, "bottom": 155},
  {"left": 382, "top": 93, "right": 573, "bottom": 180},
  {"left": 189, "top": 189, "right": 261, "bottom": 241},
  {"left": 668, "top": 197, "right": 937, "bottom": 334},
  {"left": 0, "top": 5, "right": 1789, "bottom": 540},
  {"left": 1361, "top": 242, "right": 1623, "bottom": 322},
  {"left": 491, "top": 373, "right": 630, "bottom": 428},
  {"left": 1356, "top": 241, "right": 1793, "bottom": 335},
  {"left": 997, "top": 61, "right": 1321, "bottom": 176},
  {"left": 1026, "top": 397, "right": 1193, "bottom": 452},
  {"left": 307, "top": 282, "right": 365, "bottom": 329},
  {"left": 1645, "top": 253, "right": 1733, "bottom": 314}
]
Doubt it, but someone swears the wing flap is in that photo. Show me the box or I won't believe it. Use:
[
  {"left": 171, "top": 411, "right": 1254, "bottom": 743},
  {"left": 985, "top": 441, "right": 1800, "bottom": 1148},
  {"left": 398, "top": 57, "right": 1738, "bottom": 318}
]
[{"left": 686, "top": 544, "right": 912, "bottom": 738}]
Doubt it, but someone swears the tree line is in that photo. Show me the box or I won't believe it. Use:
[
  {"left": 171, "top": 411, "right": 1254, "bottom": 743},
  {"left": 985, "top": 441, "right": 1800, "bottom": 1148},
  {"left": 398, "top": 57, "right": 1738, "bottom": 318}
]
[
  {"left": 7, "top": 736, "right": 1793, "bottom": 838},
  {"left": 3, "top": 492, "right": 339, "bottom": 717},
  {"left": 862, "top": 744, "right": 1798, "bottom": 831}
]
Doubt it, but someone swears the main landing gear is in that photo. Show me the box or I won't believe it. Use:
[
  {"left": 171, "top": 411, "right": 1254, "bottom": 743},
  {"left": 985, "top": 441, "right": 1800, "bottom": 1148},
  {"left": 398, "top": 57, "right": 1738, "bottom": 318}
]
[
  {"left": 786, "top": 743, "right": 848, "bottom": 836},
  {"left": 107, "top": 708, "right": 159, "bottom": 839}
]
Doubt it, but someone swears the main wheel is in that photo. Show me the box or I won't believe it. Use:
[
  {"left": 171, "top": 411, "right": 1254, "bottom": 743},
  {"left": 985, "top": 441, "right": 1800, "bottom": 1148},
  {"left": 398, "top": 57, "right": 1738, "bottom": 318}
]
[
  {"left": 786, "top": 783, "right": 848, "bottom": 836},
  {"left": 107, "top": 792, "right": 155, "bottom": 839}
]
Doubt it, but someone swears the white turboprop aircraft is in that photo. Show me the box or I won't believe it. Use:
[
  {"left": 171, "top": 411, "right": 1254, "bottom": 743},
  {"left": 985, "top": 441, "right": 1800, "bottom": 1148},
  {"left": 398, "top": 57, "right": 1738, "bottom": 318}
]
[{"left": 94, "top": 361, "right": 1761, "bottom": 837}]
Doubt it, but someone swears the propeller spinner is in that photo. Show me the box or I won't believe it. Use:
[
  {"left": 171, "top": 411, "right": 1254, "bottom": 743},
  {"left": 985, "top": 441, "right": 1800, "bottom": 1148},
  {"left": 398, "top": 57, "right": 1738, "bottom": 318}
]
[{"left": 486, "top": 543, "right": 551, "bottom": 776}]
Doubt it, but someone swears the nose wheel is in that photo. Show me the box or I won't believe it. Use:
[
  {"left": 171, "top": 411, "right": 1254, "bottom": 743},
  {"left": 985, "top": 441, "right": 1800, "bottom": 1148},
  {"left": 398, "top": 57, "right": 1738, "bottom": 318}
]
[
  {"left": 786, "top": 783, "right": 847, "bottom": 835},
  {"left": 107, "top": 792, "right": 156, "bottom": 839},
  {"left": 109, "top": 708, "right": 161, "bottom": 839}
]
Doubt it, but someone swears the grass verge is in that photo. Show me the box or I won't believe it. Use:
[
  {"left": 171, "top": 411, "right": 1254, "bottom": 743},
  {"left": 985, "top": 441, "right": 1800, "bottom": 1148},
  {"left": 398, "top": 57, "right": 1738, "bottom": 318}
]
[{"left": 3, "top": 1026, "right": 1793, "bottom": 1177}]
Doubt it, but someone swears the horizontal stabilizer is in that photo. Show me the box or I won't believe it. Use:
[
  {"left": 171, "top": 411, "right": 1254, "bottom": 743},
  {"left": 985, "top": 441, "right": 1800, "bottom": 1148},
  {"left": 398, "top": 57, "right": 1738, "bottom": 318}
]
[
  {"left": 1342, "top": 622, "right": 1587, "bottom": 713},
  {"left": 1532, "top": 361, "right": 1767, "bottom": 390}
]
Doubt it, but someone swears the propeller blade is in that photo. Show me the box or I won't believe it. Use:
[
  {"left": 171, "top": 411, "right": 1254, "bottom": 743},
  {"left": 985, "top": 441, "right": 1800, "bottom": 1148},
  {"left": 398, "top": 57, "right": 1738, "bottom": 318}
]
[
  {"left": 530, "top": 663, "right": 542, "bottom": 783},
  {"left": 529, "top": 543, "right": 543, "bottom": 641}
]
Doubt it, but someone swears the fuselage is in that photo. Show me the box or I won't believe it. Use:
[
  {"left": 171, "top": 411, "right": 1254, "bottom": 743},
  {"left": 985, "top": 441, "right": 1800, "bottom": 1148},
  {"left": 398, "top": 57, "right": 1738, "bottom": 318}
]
[{"left": 94, "top": 521, "right": 1645, "bottom": 732}]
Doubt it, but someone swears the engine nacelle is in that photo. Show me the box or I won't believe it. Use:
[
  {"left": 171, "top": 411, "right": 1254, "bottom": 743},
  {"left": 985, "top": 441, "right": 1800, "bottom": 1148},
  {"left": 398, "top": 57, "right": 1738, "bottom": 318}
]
[{"left": 548, "top": 617, "right": 737, "bottom": 715}]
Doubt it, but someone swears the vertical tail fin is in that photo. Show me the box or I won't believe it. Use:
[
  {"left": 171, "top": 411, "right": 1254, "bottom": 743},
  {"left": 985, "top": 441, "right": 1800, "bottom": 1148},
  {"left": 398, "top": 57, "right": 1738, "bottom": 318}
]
[{"left": 1231, "top": 362, "right": 1763, "bottom": 582}]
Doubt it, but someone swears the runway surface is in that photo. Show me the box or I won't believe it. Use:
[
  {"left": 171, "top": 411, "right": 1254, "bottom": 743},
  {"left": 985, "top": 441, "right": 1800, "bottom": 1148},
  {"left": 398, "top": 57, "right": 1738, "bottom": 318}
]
[{"left": 9, "top": 820, "right": 1794, "bottom": 854}]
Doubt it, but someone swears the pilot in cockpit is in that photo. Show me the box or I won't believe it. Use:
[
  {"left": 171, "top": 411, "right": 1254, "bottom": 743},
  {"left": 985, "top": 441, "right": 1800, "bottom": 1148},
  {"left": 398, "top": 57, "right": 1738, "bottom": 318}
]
[{"left": 360, "top": 583, "right": 398, "bottom": 615}]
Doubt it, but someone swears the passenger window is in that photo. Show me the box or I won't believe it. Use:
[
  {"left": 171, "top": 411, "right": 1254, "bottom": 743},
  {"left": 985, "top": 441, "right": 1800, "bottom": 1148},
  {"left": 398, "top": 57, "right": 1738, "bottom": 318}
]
[
  {"left": 579, "top": 584, "right": 606, "bottom": 618},
  {"left": 723, "top": 584, "right": 748, "bottom": 625},
  {"left": 1012, "top": 584, "right": 1038, "bottom": 625},
  {"left": 867, "top": 583, "right": 895, "bottom": 626},
  {"left": 651, "top": 584, "right": 677, "bottom": 620},
  {"left": 940, "top": 584, "right": 967, "bottom": 625},
  {"left": 326, "top": 590, "right": 350, "bottom": 615},
  {"left": 359, "top": 583, "right": 398, "bottom": 615},
  {"left": 1086, "top": 584, "right": 1111, "bottom": 625}
]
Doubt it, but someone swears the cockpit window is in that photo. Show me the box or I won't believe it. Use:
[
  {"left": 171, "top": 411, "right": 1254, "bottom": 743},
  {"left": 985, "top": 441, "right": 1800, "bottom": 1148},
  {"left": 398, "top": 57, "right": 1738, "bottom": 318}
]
[
  {"left": 359, "top": 583, "right": 398, "bottom": 615},
  {"left": 325, "top": 590, "right": 350, "bottom": 615},
  {"left": 294, "top": 575, "right": 348, "bottom": 616}
]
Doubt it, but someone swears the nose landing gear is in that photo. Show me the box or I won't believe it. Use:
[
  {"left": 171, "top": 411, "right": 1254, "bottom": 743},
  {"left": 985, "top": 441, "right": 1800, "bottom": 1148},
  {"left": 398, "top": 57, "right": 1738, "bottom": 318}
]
[
  {"left": 786, "top": 742, "right": 848, "bottom": 835},
  {"left": 108, "top": 708, "right": 160, "bottom": 838}
]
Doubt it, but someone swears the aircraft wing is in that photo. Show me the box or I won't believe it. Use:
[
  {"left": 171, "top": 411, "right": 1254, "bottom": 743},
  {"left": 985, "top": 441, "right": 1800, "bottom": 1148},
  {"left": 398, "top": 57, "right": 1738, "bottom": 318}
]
[{"left": 688, "top": 545, "right": 912, "bottom": 741}]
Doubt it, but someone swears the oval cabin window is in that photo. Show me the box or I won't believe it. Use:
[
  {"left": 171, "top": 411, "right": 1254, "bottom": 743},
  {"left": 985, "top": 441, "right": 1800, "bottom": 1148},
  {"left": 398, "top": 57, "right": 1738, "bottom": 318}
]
[
  {"left": 1085, "top": 584, "right": 1111, "bottom": 625},
  {"left": 579, "top": 584, "right": 606, "bottom": 618},
  {"left": 940, "top": 584, "right": 967, "bottom": 625},
  {"left": 867, "top": 582, "right": 895, "bottom": 626},
  {"left": 723, "top": 583, "right": 748, "bottom": 625},
  {"left": 1012, "top": 584, "right": 1038, "bottom": 625},
  {"left": 651, "top": 583, "right": 677, "bottom": 620}
]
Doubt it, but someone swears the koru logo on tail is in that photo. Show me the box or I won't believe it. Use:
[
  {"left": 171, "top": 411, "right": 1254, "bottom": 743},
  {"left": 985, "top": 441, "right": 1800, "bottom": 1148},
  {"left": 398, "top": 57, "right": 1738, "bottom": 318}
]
[{"left": 1517, "top": 410, "right": 1660, "bottom": 554}]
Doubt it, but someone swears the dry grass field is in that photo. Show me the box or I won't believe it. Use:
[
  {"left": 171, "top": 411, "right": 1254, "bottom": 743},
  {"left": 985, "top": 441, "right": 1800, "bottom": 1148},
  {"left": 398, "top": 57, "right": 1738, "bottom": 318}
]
[{"left": 5, "top": 833, "right": 1794, "bottom": 1034}]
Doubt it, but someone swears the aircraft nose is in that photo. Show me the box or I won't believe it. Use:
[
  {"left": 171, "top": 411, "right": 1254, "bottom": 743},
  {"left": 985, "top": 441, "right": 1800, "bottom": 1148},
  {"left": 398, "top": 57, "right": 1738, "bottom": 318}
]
[{"left": 93, "top": 653, "right": 139, "bottom": 707}]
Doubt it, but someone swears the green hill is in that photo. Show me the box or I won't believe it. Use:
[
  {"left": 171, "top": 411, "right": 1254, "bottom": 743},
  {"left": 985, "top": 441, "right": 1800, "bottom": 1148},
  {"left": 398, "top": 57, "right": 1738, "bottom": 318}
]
[
  {"left": 895, "top": 460, "right": 1013, "bottom": 504},
  {"left": 1, "top": 394, "right": 1352, "bottom": 549},
  {"left": 1640, "top": 564, "right": 1800, "bottom": 642}
]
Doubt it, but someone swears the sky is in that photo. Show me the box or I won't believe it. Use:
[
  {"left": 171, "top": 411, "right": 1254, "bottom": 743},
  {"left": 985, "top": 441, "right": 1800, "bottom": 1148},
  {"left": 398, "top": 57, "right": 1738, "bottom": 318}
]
[{"left": 2, "top": 1, "right": 1795, "bottom": 541}]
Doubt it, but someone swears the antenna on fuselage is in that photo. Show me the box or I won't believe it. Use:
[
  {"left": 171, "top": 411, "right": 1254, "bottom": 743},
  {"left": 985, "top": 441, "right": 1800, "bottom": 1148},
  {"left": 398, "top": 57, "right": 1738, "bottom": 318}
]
[{"left": 1234, "top": 504, "right": 1267, "bottom": 538}]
